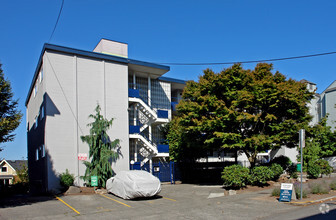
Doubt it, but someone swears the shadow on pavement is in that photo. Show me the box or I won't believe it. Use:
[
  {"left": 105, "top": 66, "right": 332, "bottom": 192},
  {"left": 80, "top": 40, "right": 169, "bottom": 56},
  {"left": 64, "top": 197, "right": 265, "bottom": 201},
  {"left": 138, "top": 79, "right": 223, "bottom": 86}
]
[
  {"left": 0, "top": 194, "right": 55, "bottom": 208},
  {"left": 299, "top": 206, "right": 336, "bottom": 220}
]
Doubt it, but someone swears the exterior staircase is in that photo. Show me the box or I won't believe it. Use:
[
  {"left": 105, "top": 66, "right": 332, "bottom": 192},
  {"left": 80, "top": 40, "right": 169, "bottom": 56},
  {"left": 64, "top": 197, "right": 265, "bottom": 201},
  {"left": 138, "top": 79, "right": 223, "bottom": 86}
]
[{"left": 128, "top": 87, "right": 169, "bottom": 167}]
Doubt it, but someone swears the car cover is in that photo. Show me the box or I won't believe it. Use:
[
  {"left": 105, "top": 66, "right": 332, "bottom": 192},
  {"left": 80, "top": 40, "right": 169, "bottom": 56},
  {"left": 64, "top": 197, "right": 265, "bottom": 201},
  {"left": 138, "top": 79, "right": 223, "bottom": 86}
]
[{"left": 106, "top": 170, "right": 161, "bottom": 199}]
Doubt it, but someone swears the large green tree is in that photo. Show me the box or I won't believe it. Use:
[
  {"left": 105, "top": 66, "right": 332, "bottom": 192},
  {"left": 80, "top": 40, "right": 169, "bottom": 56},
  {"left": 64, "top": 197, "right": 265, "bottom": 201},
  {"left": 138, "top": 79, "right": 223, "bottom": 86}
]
[
  {"left": 302, "top": 116, "right": 336, "bottom": 170},
  {"left": 169, "top": 63, "right": 313, "bottom": 167},
  {"left": 81, "top": 104, "right": 120, "bottom": 188},
  {"left": 0, "top": 63, "right": 22, "bottom": 151}
]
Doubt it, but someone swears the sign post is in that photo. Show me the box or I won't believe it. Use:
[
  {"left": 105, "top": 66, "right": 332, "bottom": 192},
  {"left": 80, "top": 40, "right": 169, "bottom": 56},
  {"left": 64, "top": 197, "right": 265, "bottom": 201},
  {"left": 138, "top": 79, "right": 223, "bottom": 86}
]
[
  {"left": 91, "top": 176, "right": 98, "bottom": 191},
  {"left": 279, "top": 183, "right": 295, "bottom": 202},
  {"left": 299, "top": 129, "right": 305, "bottom": 200}
]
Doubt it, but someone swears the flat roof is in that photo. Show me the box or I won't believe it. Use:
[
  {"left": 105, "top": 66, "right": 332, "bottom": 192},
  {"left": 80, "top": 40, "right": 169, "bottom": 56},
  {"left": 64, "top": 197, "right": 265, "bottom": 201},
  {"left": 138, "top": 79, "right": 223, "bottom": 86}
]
[{"left": 26, "top": 43, "right": 171, "bottom": 106}]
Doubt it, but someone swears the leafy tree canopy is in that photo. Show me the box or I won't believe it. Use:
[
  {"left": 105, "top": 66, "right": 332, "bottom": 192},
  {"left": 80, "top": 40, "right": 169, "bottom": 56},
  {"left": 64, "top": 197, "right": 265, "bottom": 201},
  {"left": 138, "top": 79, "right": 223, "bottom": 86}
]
[
  {"left": 81, "top": 104, "right": 120, "bottom": 188},
  {"left": 169, "top": 63, "right": 313, "bottom": 166},
  {"left": 0, "top": 63, "right": 22, "bottom": 151}
]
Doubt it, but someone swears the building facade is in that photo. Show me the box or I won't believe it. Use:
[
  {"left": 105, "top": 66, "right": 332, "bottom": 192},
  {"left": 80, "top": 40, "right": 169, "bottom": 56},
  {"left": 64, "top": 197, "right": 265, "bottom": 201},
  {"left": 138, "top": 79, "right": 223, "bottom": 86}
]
[{"left": 26, "top": 39, "right": 185, "bottom": 193}]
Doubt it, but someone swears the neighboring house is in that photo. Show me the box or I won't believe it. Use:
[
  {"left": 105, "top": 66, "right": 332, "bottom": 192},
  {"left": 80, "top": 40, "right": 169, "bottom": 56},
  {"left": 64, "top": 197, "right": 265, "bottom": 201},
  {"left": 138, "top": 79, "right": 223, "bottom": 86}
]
[
  {"left": 26, "top": 39, "right": 185, "bottom": 193},
  {"left": 318, "top": 80, "right": 336, "bottom": 130},
  {"left": 0, "top": 160, "right": 27, "bottom": 186}
]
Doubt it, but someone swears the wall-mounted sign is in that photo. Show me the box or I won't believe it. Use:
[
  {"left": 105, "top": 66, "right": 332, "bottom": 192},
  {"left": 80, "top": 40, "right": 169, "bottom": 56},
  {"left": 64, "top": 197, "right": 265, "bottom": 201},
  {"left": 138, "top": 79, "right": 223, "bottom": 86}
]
[
  {"left": 78, "top": 153, "right": 87, "bottom": 161},
  {"left": 279, "top": 183, "right": 295, "bottom": 202}
]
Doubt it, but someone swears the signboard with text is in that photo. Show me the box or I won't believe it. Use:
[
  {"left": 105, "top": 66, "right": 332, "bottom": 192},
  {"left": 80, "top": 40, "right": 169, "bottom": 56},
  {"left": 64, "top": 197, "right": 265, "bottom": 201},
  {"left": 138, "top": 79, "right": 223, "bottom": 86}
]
[
  {"left": 78, "top": 153, "right": 87, "bottom": 161},
  {"left": 279, "top": 183, "right": 294, "bottom": 202},
  {"left": 91, "top": 176, "right": 98, "bottom": 187}
]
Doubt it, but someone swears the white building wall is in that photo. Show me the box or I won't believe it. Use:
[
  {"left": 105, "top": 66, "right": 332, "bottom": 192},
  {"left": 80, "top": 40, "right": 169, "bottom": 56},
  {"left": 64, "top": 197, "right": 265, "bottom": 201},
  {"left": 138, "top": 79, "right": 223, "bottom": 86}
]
[
  {"left": 42, "top": 50, "right": 129, "bottom": 190},
  {"left": 44, "top": 51, "right": 78, "bottom": 190}
]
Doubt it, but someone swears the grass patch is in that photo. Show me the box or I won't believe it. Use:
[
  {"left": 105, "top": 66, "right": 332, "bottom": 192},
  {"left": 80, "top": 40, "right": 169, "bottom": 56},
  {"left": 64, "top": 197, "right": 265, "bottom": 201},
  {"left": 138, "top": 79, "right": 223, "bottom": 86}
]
[
  {"left": 309, "top": 183, "right": 329, "bottom": 194},
  {"left": 330, "top": 180, "right": 336, "bottom": 190},
  {"left": 271, "top": 187, "right": 280, "bottom": 197}
]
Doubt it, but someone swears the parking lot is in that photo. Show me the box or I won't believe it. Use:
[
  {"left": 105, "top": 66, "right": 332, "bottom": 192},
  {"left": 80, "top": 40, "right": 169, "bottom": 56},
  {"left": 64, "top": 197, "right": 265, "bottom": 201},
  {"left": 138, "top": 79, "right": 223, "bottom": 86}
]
[{"left": 1, "top": 184, "right": 336, "bottom": 219}]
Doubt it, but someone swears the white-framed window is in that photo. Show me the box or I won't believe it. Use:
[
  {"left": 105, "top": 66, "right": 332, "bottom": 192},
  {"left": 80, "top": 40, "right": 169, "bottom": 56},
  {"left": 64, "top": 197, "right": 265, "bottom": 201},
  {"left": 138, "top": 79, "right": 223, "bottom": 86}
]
[
  {"left": 39, "top": 66, "right": 43, "bottom": 83},
  {"left": 41, "top": 144, "right": 45, "bottom": 158},
  {"left": 33, "top": 84, "right": 37, "bottom": 97},
  {"left": 36, "top": 148, "right": 39, "bottom": 161},
  {"left": 1, "top": 167, "right": 7, "bottom": 172}
]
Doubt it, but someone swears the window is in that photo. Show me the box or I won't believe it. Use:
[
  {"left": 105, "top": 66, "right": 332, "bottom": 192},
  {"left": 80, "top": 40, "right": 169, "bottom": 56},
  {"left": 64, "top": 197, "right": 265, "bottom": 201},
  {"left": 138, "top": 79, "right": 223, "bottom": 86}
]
[
  {"left": 39, "top": 66, "right": 43, "bottom": 83},
  {"left": 33, "top": 84, "right": 37, "bottom": 97},
  {"left": 41, "top": 145, "right": 45, "bottom": 158},
  {"left": 36, "top": 148, "right": 39, "bottom": 161},
  {"left": 1, "top": 167, "right": 7, "bottom": 172},
  {"left": 40, "top": 106, "right": 44, "bottom": 120},
  {"left": 35, "top": 116, "right": 38, "bottom": 128}
]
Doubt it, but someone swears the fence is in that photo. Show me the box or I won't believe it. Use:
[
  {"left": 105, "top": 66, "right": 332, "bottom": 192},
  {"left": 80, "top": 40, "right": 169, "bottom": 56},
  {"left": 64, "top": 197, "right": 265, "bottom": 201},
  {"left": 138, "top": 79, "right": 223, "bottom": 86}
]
[{"left": 130, "top": 161, "right": 180, "bottom": 184}]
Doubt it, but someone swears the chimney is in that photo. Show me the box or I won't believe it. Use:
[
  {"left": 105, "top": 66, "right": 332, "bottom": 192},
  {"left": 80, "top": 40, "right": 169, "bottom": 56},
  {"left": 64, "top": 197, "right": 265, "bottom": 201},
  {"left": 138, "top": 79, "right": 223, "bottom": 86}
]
[{"left": 93, "top": 39, "right": 128, "bottom": 58}]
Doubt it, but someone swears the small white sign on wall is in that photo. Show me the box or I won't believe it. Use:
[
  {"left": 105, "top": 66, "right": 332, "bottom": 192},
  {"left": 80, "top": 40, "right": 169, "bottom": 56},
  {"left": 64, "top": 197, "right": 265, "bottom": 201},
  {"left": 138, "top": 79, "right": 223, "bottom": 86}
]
[{"left": 78, "top": 153, "right": 87, "bottom": 161}]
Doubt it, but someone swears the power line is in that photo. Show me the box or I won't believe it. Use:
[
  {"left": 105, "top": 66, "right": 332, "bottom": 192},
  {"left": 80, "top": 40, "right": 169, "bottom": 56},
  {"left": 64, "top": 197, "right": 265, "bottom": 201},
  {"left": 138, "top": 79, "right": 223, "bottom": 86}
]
[
  {"left": 48, "top": 0, "right": 64, "bottom": 43},
  {"left": 158, "top": 51, "right": 336, "bottom": 66}
]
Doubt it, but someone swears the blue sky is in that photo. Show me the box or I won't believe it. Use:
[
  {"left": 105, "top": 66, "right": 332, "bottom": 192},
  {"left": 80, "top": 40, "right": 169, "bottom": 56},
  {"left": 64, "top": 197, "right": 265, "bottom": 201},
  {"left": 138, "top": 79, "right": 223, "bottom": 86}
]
[{"left": 1, "top": 0, "right": 336, "bottom": 160}]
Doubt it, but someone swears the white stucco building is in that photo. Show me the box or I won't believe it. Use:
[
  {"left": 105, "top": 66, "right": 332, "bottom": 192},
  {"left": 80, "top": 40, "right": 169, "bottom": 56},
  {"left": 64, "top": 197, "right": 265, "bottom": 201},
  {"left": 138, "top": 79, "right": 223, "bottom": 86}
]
[{"left": 26, "top": 39, "right": 185, "bottom": 193}]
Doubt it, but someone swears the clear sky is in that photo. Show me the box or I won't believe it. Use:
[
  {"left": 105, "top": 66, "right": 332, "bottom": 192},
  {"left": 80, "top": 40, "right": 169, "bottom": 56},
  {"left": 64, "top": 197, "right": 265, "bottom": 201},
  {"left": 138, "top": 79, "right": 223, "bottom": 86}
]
[{"left": 1, "top": 0, "right": 336, "bottom": 160}]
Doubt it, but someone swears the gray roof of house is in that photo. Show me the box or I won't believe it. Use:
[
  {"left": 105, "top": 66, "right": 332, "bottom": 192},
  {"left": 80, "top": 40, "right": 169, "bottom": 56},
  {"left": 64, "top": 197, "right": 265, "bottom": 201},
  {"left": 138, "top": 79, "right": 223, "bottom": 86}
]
[{"left": 6, "top": 160, "right": 27, "bottom": 171}]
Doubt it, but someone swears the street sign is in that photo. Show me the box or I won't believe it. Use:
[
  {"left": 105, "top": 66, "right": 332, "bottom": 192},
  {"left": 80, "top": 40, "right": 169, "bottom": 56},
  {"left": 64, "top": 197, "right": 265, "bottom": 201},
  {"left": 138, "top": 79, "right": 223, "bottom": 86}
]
[
  {"left": 279, "top": 183, "right": 295, "bottom": 202},
  {"left": 91, "top": 176, "right": 98, "bottom": 187},
  {"left": 78, "top": 153, "right": 87, "bottom": 161}
]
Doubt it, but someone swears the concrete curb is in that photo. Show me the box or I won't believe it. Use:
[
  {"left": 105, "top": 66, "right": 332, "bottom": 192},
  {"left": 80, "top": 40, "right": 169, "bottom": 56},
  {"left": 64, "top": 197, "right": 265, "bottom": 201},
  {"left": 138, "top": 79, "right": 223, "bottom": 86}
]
[{"left": 289, "top": 195, "right": 336, "bottom": 206}]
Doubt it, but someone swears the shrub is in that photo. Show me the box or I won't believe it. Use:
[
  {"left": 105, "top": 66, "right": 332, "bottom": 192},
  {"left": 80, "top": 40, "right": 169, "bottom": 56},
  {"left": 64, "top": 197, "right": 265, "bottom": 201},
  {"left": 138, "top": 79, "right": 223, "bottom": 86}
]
[
  {"left": 295, "top": 188, "right": 308, "bottom": 198},
  {"left": 250, "top": 166, "right": 274, "bottom": 186},
  {"left": 309, "top": 183, "right": 329, "bottom": 194},
  {"left": 271, "top": 187, "right": 280, "bottom": 197},
  {"left": 270, "top": 156, "right": 292, "bottom": 170},
  {"left": 221, "top": 165, "right": 250, "bottom": 189},
  {"left": 59, "top": 169, "right": 75, "bottom": 190},
  {"left": 270, "top": 163, "right": 283, "bottom": 180},
  {"left": 315, "top": 159, "right": 332, "bottom": 176},
  {"left": 330, "top": 180, "right": 336, "bottom": 190},
  {"left": 307, "top": 161, "right": 321, "bottom": 179},
  {"left": 287, "top": 163, "right": 298, "bottom": 179}
]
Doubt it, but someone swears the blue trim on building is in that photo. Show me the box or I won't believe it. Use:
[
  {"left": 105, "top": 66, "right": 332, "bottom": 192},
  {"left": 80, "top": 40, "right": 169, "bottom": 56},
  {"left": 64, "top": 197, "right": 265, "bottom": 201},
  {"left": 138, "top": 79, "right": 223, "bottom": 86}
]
[
  {"left": 157, "top": 110, "right": 168, "bottom": 119},
  {"left": 158, "top": 76, "right": 187, "bottom": 84},
  {"left": 157, "top": 144, "right": 169, "bottom": 153},
  {"left": 129, "top": 125, "right": 140, "bottom": 134},
  {"left": 128, "top": 88, "right": 140, "bottom": 98},
  {"left": 25, "top": 43, "right": 171, "bottom": 106}
]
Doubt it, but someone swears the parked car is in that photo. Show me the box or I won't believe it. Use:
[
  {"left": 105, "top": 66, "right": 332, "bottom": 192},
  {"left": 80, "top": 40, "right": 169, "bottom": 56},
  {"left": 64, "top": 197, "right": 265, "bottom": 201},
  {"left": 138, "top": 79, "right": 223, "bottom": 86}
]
[{"left": 106, "top": 170, "right": 161, "bottom": 199}]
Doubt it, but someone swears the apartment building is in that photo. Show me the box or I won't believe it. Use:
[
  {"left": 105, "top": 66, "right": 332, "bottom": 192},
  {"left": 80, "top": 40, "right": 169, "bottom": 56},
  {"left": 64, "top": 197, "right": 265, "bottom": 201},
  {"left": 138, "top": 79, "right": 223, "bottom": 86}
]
[{"left": 26, "top": 39, "right": 185, "bottom": 193}]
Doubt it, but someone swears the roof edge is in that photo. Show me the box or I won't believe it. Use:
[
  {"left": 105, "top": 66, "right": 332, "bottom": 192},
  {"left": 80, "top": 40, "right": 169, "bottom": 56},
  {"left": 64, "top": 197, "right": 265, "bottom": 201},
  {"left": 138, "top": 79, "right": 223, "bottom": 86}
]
[{"left": 25, "top": 43, "right": 170, "bottom": 106}]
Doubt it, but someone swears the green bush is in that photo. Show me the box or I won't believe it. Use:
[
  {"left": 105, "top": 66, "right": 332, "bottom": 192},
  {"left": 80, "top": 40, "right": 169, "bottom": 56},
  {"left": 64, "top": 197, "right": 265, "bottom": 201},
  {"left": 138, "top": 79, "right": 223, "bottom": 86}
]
[
  {"left": 287, "top": 163, "right": 298, "bottom": 179},
  {"left": 270, "top": 163, "right": 283, "bottom": 180},
  {"left": 315, "top": 159, "right": 332, "bottom": 176},
  {"left": 309, "top": 183, "right": 329, "bottom": 194},
  {"left": 295, "top": 188, "right": 308, "bottom": 198},
  {"left": 271, "top": 187, "right": 280, "bottom": 197},
  {"left": 221, "top": 165, "right": 250, "bottom": 189},
  {"left": 250, "top": 166, "right": 274, "bottom": 186},
  {"left": 270, "top": 156, "right": 292, "bottom": 170},
  {"left": 59, "top": 169, "right": 75, "bottom": 190},
  {"left": 307, "top": 161, "right": 321, "bottom": 179},
  {"left": 330, "top": 180, "right": 336, "bottom": 190}
]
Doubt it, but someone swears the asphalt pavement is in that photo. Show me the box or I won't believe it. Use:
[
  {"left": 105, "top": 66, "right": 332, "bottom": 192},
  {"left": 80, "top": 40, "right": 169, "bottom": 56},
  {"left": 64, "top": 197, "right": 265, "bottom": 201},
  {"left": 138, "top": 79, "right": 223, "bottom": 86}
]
[{"left": 1, "top": 184, "right": 335, "bottom": 219}]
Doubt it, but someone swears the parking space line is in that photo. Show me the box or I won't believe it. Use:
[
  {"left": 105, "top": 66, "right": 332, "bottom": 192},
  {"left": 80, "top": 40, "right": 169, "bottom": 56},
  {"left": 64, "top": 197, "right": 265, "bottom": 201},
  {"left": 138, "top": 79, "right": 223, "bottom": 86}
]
[
  {"left": 55, "top": 196, "right": 80, "bottom": 215},
  {"left": 162, "top": 196, "right": 177, "bottom": 202},
  {"left": 99, "top": 194, "right": 132, "bottom": 208}
]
